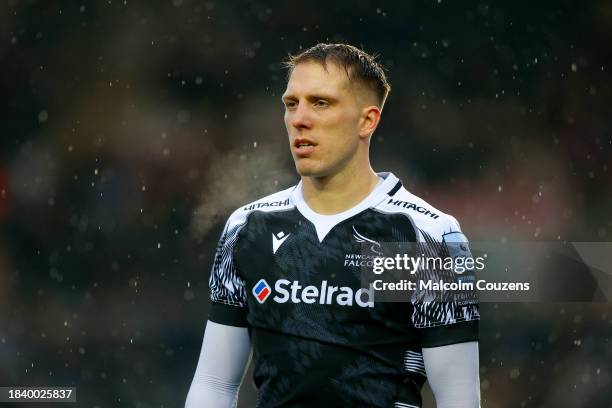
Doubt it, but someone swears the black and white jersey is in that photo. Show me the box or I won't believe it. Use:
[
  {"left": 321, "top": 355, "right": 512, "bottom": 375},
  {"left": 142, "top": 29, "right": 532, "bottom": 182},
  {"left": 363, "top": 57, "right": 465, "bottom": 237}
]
[{"left": 208, "top": 172, "right": 479, "bottom": 408}]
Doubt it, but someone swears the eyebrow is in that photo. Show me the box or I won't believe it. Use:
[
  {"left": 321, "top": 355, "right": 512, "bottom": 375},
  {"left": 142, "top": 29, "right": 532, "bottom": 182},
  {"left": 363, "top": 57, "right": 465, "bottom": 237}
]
[{"left": 281, "top": 93, "right": 338, "bottom": 102}]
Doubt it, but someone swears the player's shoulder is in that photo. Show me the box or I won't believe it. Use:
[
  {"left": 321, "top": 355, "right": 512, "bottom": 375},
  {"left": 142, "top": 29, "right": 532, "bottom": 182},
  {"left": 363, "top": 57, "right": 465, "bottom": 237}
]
[
  {"left": 375, "top": 184, "right": 462, "bottom": 240},
  {"left": 225, "top": 185, "right": 297, "bottom": 227}
]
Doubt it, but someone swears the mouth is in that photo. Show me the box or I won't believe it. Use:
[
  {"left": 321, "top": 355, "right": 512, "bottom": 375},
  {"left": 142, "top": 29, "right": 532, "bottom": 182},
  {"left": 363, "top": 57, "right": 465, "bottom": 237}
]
[{"left": 293, "top": 138, "right": 317, "bottom": 156}]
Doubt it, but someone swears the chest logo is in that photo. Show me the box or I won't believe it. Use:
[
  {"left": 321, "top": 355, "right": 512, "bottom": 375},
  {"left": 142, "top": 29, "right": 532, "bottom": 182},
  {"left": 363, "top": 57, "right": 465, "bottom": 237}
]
[
  {"left": 252, "top": 279, "right": 272, "bottom": 303},
  {"left": 251, "top": 279, "right": 374, "bottom": 308},
  {"left": 272, "top": 231, "right": 291, "bottom": 254},
  {"left": 352, "top": 226, "right": 383, "bottom": 255}
]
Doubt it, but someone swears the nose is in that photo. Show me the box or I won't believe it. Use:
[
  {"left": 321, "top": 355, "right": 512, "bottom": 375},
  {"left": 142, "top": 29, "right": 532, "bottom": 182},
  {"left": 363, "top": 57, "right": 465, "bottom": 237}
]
[{"left": 289, "top": 102, "right": 313, "bottom": 130}]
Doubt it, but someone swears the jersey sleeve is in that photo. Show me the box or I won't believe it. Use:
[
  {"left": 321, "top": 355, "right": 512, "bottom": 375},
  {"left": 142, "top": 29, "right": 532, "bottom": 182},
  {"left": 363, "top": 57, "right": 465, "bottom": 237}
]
[
  {"left": 412, "top": 216, "right": 480, "bottom": 348},
  {"left": 208, "top": 213, "right": 249, "bottom": 327},
  {"left": 185, "top": 321, "right": 250, "bottom": 408}
]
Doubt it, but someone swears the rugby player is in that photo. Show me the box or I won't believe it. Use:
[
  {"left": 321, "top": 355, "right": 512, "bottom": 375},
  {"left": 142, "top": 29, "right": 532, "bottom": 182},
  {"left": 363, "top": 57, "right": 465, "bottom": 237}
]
[{"left": 185, "top": 43, "right": 480, "bottom": 408}]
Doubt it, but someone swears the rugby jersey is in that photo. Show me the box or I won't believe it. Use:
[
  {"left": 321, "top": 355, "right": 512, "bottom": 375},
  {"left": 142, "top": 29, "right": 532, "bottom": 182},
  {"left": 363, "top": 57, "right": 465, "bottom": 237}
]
[{"left": 208, "top": 172, "right": 479, "bottom": 408}]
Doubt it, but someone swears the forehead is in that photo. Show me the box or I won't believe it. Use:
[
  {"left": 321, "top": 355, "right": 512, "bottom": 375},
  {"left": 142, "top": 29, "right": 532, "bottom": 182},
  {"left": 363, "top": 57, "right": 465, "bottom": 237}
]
[{"left": 283, "top": 61, "right": 352, "bottom": 97}]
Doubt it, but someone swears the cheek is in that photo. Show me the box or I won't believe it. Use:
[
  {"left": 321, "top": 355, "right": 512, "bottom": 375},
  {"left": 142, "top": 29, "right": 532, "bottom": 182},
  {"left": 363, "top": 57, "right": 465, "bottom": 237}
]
[
  {"left": 333, "top": 112, "right": 361, "bottom": 143},
  {"left": 325, "top": 125, "right": 359, "bottom": 159},
  {"left": 334, "top": 108, "right": 361, "bottom": 132}
]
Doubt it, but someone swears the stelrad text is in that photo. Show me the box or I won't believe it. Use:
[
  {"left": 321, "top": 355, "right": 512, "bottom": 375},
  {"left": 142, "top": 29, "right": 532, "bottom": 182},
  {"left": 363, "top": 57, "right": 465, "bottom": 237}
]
[{"left": 271, "top": 279, "right": 374, "bottom": 308}]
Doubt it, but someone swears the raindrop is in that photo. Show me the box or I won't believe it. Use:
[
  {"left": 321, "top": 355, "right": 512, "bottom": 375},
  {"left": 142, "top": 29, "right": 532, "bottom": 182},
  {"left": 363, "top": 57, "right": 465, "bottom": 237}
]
[{"left": 38, "top": 110, "right": 49, "bottom": 123}]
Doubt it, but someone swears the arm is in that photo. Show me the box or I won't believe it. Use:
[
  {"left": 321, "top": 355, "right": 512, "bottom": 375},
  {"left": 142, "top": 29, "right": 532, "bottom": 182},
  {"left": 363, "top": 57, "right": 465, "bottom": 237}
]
[
  {"left": 185, "top": 320, "right": 251, "bottom": 408},
  {"left": 423, "top": 341, "right": 480, "bottom": 408}
]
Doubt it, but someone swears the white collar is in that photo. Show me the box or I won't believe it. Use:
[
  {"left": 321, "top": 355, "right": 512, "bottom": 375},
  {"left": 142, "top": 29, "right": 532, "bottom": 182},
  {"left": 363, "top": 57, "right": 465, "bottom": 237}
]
[{"left": 291, "top": 172, "right": 400, "bottom": 242}]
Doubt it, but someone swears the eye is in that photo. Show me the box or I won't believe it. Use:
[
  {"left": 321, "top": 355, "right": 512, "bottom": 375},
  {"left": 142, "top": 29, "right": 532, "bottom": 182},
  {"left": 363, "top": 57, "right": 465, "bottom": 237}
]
[
  {"left": 284, "top": 100, "right": 297, "bottom": 109},
  {"left": 314, "top": 99, "right": 329, "bottom": 108}
]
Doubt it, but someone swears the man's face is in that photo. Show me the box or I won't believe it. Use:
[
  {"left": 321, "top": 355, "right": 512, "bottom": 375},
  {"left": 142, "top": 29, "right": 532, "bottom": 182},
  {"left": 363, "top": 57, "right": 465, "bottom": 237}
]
[{"left": 282, "top": 61, "right": 365, "bottom": 178}]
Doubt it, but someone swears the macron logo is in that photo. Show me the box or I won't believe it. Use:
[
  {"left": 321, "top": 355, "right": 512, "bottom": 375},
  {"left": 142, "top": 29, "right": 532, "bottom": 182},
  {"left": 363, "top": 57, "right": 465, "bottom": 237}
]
[
  {"left": 272, "top": 231, "right": 290, "bottom": 254},
  {"left": 252, "top": 279, "right": 272, "bottom": 303}
]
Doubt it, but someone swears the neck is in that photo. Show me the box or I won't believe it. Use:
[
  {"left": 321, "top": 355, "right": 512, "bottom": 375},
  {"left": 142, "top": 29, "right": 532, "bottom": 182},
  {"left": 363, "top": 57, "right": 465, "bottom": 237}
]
[{"left": 301, "top": 164, "right": 380, "bottom": 215}]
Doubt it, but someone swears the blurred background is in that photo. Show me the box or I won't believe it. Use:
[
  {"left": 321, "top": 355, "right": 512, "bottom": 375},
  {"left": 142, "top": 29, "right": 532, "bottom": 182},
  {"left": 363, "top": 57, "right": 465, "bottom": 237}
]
[{"left": 1, "top": 0, "right": 611, "bottom": 407}]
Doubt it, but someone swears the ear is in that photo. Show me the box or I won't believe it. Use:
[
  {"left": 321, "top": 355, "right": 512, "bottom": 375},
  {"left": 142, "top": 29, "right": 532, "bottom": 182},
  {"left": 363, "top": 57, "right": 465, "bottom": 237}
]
[{"left": 358, "top": 105, "right": 382, "bottom": 140}]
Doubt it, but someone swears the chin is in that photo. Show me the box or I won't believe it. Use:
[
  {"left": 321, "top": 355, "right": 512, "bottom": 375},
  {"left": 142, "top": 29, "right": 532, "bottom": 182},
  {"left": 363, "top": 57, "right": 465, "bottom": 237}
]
[
  {"left": 295, "top": 165, "right": 338, "bottom": 180},
  {"left": 294, "top": 160, "right": 324, "bottom": 177},
  {"left": 295, "top": 166, "right": 316, "bottom": 177}
]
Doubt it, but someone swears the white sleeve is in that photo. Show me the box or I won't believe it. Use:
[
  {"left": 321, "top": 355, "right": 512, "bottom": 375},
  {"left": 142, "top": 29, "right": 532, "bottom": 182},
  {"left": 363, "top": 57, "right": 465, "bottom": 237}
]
[
  {"left": 422, "top": 341, "right": 481, "bottom": 408},
  {"left": 185, "top": 320, "right": 251, "bottom": 408}
]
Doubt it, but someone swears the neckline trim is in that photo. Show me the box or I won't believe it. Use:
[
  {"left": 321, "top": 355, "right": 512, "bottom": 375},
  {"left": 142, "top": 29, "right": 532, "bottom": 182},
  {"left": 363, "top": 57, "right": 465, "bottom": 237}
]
[{"left": 290, "top": 172, "right": 400, "bottom": 242}]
